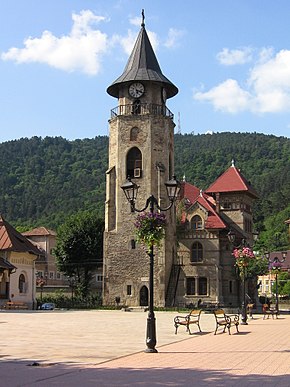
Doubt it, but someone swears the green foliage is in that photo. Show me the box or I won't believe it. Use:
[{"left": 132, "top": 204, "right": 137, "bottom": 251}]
[
  {"left": 0, "top": 133, "right": 289, "bottom": 248},
  {"left": 276, "top": 272, "right": 290, "bottom": 297},
  {"left": 0, "top": 136, "right": 108, "bottom": 228},
  {"left": 246, "top": 256, "right": 269, "bottom": 278},
  {"left": 54, "top": 210, "right": 104, "bottom": 298}
]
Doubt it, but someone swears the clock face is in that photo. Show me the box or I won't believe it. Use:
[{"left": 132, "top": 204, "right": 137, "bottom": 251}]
[
  {"left": 129, "top": 82, "right": 145, "bottom": 98},
  {"left": 162, "top": 88, "right": 167, "bottom": 103}
]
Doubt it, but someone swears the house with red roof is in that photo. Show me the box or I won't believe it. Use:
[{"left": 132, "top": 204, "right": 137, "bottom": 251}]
[
  {"left": 0, "top": 215, "right": 43, "bottom": 308},
  {"left": 168, "top": 161, "right": 259, "bottom": 307}
]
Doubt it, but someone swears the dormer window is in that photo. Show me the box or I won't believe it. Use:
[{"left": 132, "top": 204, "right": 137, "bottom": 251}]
[{"left": 192, "top": 215, "right": 203, "bottom": 230}]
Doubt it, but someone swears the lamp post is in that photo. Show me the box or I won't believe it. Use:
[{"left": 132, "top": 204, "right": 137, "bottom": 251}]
[
  {"left": 228, "top": 232, "right": 258, "bottom": 325},
  {"left": 121, "top": 175, "right": 180, "bottom": 353},
  {"left": 265, "top": 252, "right": 287, "bottom": 313}
]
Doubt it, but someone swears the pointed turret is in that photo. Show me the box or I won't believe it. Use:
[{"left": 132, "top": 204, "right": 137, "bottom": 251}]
[{"left": 107, "top": 11, "right": 178, "bottom": 99}]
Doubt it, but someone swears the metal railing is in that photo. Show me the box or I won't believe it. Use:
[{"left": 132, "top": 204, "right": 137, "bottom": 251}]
[{"left": 110, "top": 103, "right": 174, "bottom": 119}]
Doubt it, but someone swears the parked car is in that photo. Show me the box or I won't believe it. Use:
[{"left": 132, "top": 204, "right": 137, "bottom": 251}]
[{"left": 41, "top": 303, "right": 55, "bottom": 310}]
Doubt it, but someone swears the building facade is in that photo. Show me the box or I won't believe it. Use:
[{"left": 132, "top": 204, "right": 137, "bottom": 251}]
[
  {"left": 173, "top": 163, "right": 259, "bottom": 307},
  {"left": 0, "top": 215, "right": 42, "bottom": 308},
  {"left": 103, "top": 17, "right": 179, "bottom": 307}
]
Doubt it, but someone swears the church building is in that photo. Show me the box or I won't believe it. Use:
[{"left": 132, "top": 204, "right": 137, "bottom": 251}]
[{"left": 103, "top": 14, "right": 178, "bottom": 307}]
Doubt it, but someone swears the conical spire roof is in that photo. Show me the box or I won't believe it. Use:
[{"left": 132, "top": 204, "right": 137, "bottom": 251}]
[{"left": 107, "top": 13, "right": 178, "bottom": 98}]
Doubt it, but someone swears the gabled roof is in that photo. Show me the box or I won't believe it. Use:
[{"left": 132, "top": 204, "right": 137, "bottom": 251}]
[
  {"left": 179, "top": 181, "right": 200, "bottom": 204},
  {"left": 194, "top": 193, "right": 227, "bottom": 229},
  {"left": 107, "top": 17, "right": 178, "bottom": 98},
  {"left": 22, "top": 227, "right": 56, "bottom": 237},
  {"left": 0, "top": 215, "right": 43, "bottom": 255},
  {"left": 180, "top": 182, "right": 227, "bottom": 230},
  {"left": 205, "top": 163, "right": 259, "bottom": 198}
]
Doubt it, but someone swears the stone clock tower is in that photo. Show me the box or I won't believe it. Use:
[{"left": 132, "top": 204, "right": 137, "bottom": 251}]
[{"left": 103, "top": 14, "right": 178, "bottom": 307}]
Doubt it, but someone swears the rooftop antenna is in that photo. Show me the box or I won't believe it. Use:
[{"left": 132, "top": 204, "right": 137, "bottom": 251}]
[{"left": 177, "top": 112, "right": 181, "bottom": 134}]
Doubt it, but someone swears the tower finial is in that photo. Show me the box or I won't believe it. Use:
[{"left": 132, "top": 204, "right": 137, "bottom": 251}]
[
  {"left": 141, "top": 9, "right": 145, "bottom": 27},
  {"left": 231, "top": 159, "right": 235, "bottom": 167}
]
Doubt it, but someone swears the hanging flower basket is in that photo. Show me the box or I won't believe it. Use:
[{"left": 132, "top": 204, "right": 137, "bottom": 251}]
[
  {"left": 232, "top": 247, "right": 255, "bottom": 268},
  {"left": 269, "top": 261, "right": 283, "bottom": 275},
  {"left": 134, "top": 212, "right": 166, "bottom": 248}
]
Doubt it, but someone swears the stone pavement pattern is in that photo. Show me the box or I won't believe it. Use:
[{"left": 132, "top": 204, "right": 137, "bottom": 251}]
[{"left": 1, "top": 310, "right": 290, "bottom": 386}]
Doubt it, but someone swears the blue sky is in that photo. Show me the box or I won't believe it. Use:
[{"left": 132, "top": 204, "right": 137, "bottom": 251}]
[{"left": 1, "top": 0, "right": 290, "bottom": 143}]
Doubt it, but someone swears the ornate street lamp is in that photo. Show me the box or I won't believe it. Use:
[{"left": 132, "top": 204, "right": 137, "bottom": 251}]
[
  {"left": 265, "top": 251, "right": 287, "bottom": 313},
  {"left": 228, "top": 231, "right": 258, "bottom": 325},
  {"left": 121, "top": 175, "right": 180, "bottom": 353}
]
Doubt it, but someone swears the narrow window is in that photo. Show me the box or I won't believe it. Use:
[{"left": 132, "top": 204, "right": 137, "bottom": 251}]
[
  {"left": 229, "top": 280, "right": 233, "bottom": 293},
  {"left": 198, "top": 277, "right": 207, "bottom": 295},
  {"left": 127, "top": 285, "right": 132, "bottom": 296},
  {"left": 131, "top": 239, "right": 136, "bottom": 249},
  {"left": 130, "top": 127, "right": 139, "bottom": 141},
  {"left": 132, "top": 99, "right": 141, "bottom": 114},
  {"left": 19, "top": 274, "right": 26, "bottom": 293},
  {"left": 191, "top": 242, "right": 203, "bottom": 263},
  {"left": 186, "top": 278, "right": 195, "bottom": 295}
]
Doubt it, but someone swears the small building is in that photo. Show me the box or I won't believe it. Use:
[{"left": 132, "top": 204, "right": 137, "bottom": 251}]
[
  {"left": 22, "top": 227, "right": 67, "bottom": 295},
  {"left": 0, "top": 215, "right": 43, "bottom": 308}
]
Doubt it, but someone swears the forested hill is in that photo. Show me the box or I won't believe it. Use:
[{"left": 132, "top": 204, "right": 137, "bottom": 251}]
[{"left": 0, "top": 132, "right": 289, "bottom": 246}]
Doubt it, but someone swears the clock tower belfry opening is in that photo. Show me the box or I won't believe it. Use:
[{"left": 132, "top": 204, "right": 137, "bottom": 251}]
[{"left": 103, "top": 11, "right": 179, "bottom": 307}]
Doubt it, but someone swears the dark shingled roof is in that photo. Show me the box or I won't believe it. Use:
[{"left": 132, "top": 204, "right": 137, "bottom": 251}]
[
  {"left": 107, "top": 24, "right": 178, "bottom": 99},
  {"left": 0, "top": 256, "right": 16, "bottom": 271}
]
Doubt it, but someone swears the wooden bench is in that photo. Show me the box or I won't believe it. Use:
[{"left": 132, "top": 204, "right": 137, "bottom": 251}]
[
  {"left": 262, "top": 304, "right": 278, "bottom": 319},
  {"left": 174, "top": 309, "right": 202, "bottom": 334},
  {"left": 213, "top": 309, "right": 239, "bottom": 335},
  {"left": 3, "top": 301, "right": 29, "bottom": 310}
]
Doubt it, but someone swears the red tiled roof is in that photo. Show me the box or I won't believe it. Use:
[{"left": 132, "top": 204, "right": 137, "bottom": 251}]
[
  {"left": 205, "top": 165, "right": 258, "bottom": 198},
  {"left": 179, "top": 181, "right": 227, "bottom": 230},
  {"left": 179, "top": 181, "right": 200, "bottom": 203},
  {"left": 22, "top": 227, "right": 56, "bottom": 237},
  {"left": 194, "top": 194, "right": 227, "bottom": 229},
  {"left": 0, "top": 215, "right": 43, "bottom": 255}
]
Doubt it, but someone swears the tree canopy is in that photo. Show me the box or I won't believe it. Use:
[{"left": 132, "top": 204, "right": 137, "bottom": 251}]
[
  {"left": 0, "top": 132, "right": 289, "bottom": 250},
  {"left": 54, "top": 211, "right": 104, "bottom": 297}
]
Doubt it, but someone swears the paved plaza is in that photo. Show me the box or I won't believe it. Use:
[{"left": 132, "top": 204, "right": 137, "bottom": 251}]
[{"left": 1, "top": 309, "right": 290, "bottom": 386}]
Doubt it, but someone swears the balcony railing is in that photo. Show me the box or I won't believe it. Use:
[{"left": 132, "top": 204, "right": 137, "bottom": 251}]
[{"left": 110, "top": 103, "right": 174, "bottom": 119}]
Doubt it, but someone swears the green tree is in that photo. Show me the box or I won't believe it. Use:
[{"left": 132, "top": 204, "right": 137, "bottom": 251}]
[
  {"left": 54, "top": 211, "right": 104, "bottom": 299},
  {"left": 246, "top": 256, "right": 269, "bottom": 279},
  {"left": 277, "top": 272, "right": 290, "bottom": 297}
]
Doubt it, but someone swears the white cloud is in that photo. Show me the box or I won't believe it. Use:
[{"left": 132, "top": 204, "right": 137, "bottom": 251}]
[
  {"left": 164, "top": 28, "right": 184, "bottom": 49},
  {"left": 217, "top": 47, "right": 253, "bottom": 65},
  {"left": 194, "top": 49, "right": 290, "bottom": 114},
  {"left": 194, "top": 79, "right": 251, "bottom": 113},
  {"left": 1, "top": 10, "right": 109, "bottom": 75}
]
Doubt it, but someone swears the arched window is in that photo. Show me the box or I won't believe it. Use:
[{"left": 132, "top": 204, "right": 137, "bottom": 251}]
[
  {"left": 126, "top": 147, "right": 142, "bottom": 178},
  {"left": 132, "top": 99, "right": 141, "bottom": 115},
  {"left": 130, "top": 127, "right": 139, "bottom": 141},
  {"left": 192, "top": 215, "right": 202, "bottom": 230},
  {"left": 18, "top": 274, "right": 26, "bottom": 293},
  {"left": 191, "top": 242, "right": 203, "bottom": 263}
]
